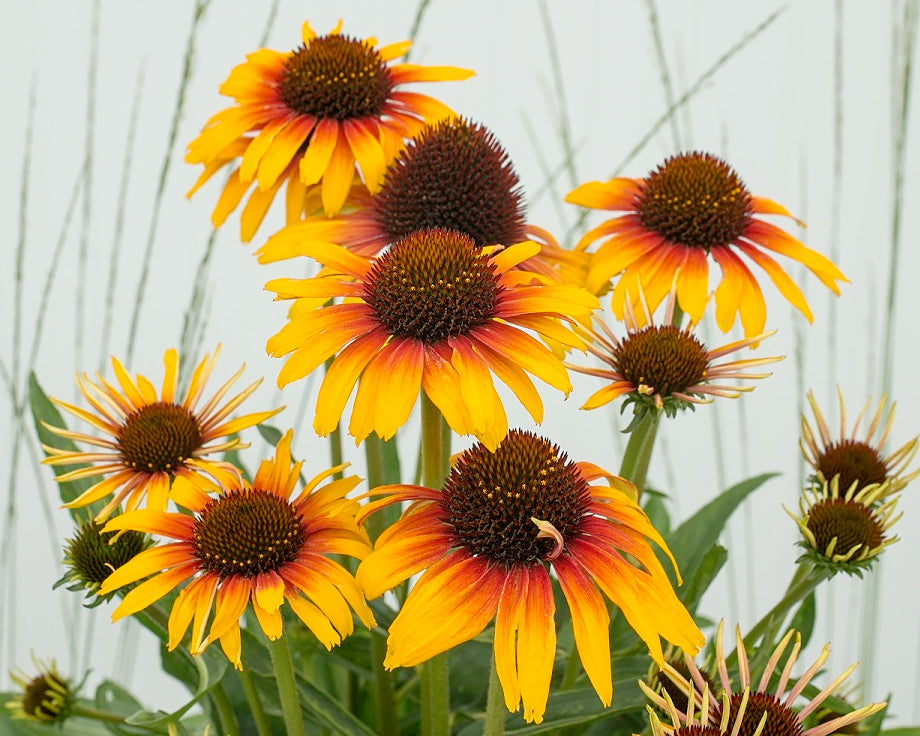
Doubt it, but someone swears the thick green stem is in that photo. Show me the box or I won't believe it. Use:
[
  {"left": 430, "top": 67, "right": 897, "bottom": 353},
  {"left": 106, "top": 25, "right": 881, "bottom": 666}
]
[
  {"left": 618, "top": 409, "right": 661, "bottom": 495},
  {"left": 238, "top": 668, "right": 272, "bottom": 736},
  {"left": 483, "top": 651, "right": 506, "bottom": 736},
  {"left": 364, "top": 435, "right": 400, "bottom": 736},
  {"left": 419, "top": 393, "right": 450, "bottom": 736},
  {"left": 211, "top": 682, "right": 241, "bottom": 736},
  {"left": 267, "top": 635, "right": 305, "bottom": 736},
  {"left": 420, "top": 655, "right": 450, "bottom": 736},
  {"left": 326, "top": 358, "right": 344, "bottom": 479}
]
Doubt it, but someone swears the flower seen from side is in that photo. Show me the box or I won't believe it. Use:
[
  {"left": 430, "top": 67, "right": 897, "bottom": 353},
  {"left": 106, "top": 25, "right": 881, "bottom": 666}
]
[
  {"left": 801, "top": 389, "right": 919, "bottom": 499},
  {"left": 565, "top": 151, "right": 847, "bottom": 337},
  {"left": 265, "top": 228, "right": 598, "bottom": 450},
  {"left": 567, "top": 285, "right": 781, "bottom": 418},
  {"left": 97, "top": 431, "right": 375, "bottom": 669},
  {"left": 257, "top": 117, "right": 587, "bottom": 283},
  {"left": 787, "top": 476, "right": 901, "bottom": 577},
  {"left": 41, "top": 347, "right": 282, "bottom": 522},
  {"left": 7, "top": 659, "right": 74, "bottom": 724},
  {"left": 641, "top": 621, "right": 886, "bottom": 736},
  {"left": 356, "top": 430, "right": 704, "bottom": 724},
  {"left": 186, "top": 19, "right": 473, "bottom": 239}
]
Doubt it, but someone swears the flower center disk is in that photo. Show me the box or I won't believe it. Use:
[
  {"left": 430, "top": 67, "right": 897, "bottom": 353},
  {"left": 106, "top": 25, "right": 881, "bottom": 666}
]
[
  {"left": 441, "top": 430, "right": 590, "bottom": 566},
  {"left": 21, "top": 674, "right": 68, "bottom": 721},
  {"left": 615, "top": 325, "right": 709, "bottom": 397},
  {"left": 815, "top": 440, "right": 888, "bottom": 491},
  {"left": 118, "top": 402, "right": 202, "bottom": 473},
  {"left": 720, "top": 691, "right": 803, "bottom": 736},
  {"left": 806, "top": 498, "right": 884, "bottom": 557},
  {"left": 637, "top": 152, "right": 752, "bottom": 249},
  {"left": 363, "top": 228, "right": 501, "bottom": 344},
  {"left": 372, "top": 118, "right": 527, "bottom": 247},
  {"left": 278, "top": 34, "right": 393, "bottom": 120},
  {"left": 193, "top": 489, "right": 306, "bottom": 578}
]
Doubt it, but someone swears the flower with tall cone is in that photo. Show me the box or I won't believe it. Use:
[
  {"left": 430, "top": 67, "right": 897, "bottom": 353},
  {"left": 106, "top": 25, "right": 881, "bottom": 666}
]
[
  {"left": 98, "top": 431, "right": 375, "bottom": 668},
  {"left": 186, "top": 19, "right": 473, "bottom": 239},
  {"left": 566, "top": 151, "right": 847, "bottom": 337},
  {"left": 642, "top": 621, "right": 886, "bottom": 736},
  {"left": 257, "top": 117, "right": 587, "bottom": 282},
  {"left": 356, "top": 430, "right": 703, "bottom": 724},
  {"left": 266, "top": 228, "right": 598, "bottom": 450},
  {"left": 788, "top": 476, "right": 901, "bottom": 577},
  {"left": 801, "top": 389, "right": 919, "bottom": 499},
  {"left": 41, "top": 347, "right": 282, "bottom": 521},
  {"left": 568, "top": 285, "right": 781, "bottom": 418}
]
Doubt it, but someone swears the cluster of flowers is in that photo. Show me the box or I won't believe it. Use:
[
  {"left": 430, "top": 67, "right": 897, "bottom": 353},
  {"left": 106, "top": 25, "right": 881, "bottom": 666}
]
[{"left": 17, "top": 17, "right": 918, "bottom": 735}]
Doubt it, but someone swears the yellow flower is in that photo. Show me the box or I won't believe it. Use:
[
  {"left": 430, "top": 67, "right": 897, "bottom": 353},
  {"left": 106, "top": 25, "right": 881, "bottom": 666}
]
[
  {"left": 186, "top": 19, "right": 473, "bottom": 239},
  {"left": 99, "top": 431, "right": 375, "bottom": 669},
  {"left": 801, "top": 389, "right": 919, "bottom": 498},
  {"left": 266, "top": 229, "right": 598, "bottom": 450},
  {"left": 566, "top": 151, "right": 847, "bottom": 337},
  {"left": 42, "top": 347, "right": 282, "bottom": 521},
  {"left": 356, "top": 430, "right": 703, "bottom": 724}
]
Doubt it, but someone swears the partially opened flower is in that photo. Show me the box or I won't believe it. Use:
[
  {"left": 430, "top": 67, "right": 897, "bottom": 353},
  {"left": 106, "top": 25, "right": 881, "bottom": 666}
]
[
  {"left": 55, "top": 517, "right": 150, "bottom": 607},
  {"left": 42, "top": 347, "right": 282, "bottom": 521},
  {"left": 98, "top": 431, "right": 375, "bottom": 669},
  {"left": 257, "top": 117, "right": 587, "bottom": 282},
  {"left": 567, "top": 286, "right": 781, "bottom": 417},
  {"left": 787, "top": 476, "right": 901, "bottom": 577},
  {"left": 801, "top": 389, "right": 919, "bottom": 498},
  {"left": 7, "top": 659, "right": 74, "bottom": 724},
  {"left": 266, "top": 228, "right": 598, "bottom": 450},
  {"left": 356, "top": 430, "right": 703, "bottom": 724},
  {"left": 641, "top": 621, "right": 886, "bottom": 736},
  {"left": 566, "top": 151, "right": 847, "bottom": 336},
  {"left": 186, "top": 19, "right": 473, "bottom": 239}
]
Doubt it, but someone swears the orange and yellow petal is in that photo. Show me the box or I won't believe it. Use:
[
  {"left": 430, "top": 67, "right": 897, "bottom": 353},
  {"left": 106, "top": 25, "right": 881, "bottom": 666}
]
[{"left": 384, "top": 551, "right": 504, "bottom": 668}]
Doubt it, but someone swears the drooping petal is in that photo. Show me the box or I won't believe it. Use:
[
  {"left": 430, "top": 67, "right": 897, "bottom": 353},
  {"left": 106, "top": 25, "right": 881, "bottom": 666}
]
[
  {"left": 553, "top": 555, "right": 612, "bottom": 706},
  {"left": 385, "top": 551, "right": 503, "bottom": 668}
]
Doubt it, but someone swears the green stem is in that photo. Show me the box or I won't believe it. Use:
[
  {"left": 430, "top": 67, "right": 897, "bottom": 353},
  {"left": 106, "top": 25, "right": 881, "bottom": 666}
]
[
  {"left": 267, "top": 635, "right": 305, "bottom": 736},
  {"left": 327, "top": 358, "right": 344, "bottom": 479},
  {"left": 559, "top": 645, "right": 581, "bottom": 691},
  {"left": 419, "top": 393, "right": 450, "bottom": 736},
  {"left": 212, "top": 682, "right": 241, "bottom": 736},
  {"left": 71, "top": 704, "right": 137, "bottom": 724},
  {"left": 739, "top": 562, "right": 829, "bottom": 654},
  {"left": 364, "top": 435, "right": 400, "bottom": 736},
  {"left": 238, "top": 669, "right": 272, "bottom": 736},
  {"left": 618, "top": 409, "right": 661, "bottom": 495},
  {"left": 483, "top": 651, "right": 506, "bottom": 736}
]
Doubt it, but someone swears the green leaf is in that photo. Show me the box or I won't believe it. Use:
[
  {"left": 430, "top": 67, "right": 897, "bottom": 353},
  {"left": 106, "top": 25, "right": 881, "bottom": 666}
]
[
  {"left": 664, "top": 473, "right": 777, "bottom": 599},
  {"left": 456, "top": 678, "right": 646, "bottom": 736},
  {"left": 29, "top": 372, "right": 101, "bottom": 516},
  {"left": 257, "top": 423, "right": 284, "bottom": 447},
  {"left": 881, "top": 729, "right": 920, "bottom": 736},
  {"left": 293, "top": 675, "right": 378, "bottom": 736},
  {"left": 788, "top": 591, "right": 816, "bottom": 648},
  {"left": 642, "top": 488, "right": 670, "bottom": 535},
  {"left": 678, "top": 543, "right": 728, "bottom": 613}
]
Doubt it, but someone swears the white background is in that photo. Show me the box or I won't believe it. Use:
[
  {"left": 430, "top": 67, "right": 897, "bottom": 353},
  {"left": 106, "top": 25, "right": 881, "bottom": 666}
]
[{"left": 1, "top": 0, "right": 918, "bottom": 726}]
